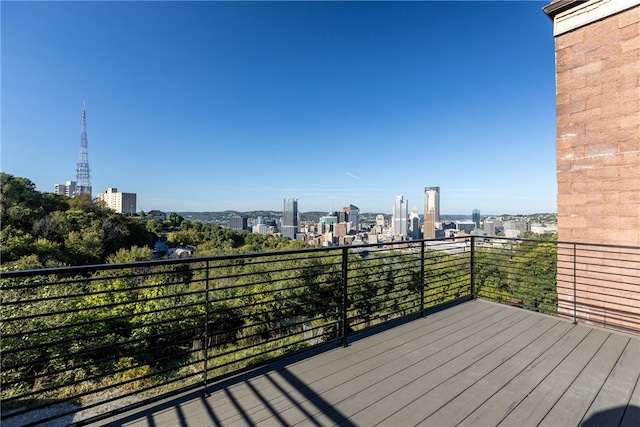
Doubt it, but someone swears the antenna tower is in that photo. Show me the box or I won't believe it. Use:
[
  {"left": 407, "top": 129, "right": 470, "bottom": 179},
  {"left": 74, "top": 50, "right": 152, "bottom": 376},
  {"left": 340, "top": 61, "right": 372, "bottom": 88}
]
[{"left": 75, "top": 101, "right": 92, "bottom": 197}]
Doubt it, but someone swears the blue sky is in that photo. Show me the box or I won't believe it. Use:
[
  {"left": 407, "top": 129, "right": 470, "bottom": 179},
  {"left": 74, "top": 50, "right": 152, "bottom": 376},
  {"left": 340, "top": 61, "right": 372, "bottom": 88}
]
[{"left": 2, "top": 1, "right": 557, "bottom": 215}]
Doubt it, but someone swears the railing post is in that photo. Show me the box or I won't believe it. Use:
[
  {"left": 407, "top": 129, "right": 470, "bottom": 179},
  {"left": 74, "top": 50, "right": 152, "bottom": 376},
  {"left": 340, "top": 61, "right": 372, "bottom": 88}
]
[
  {"left": 470, "top": 236, "right": 476, "bottom": 299},
  {"left": 573, "top": 244, "right": 578, "bottom": 325},
  {"left": 203, "top": 260, "right": 210, "bottom": 396},
  {"left": 341, "top": 247, "right": 349, "bottom": 347},
  {"left": 420, "top": 240, "right": 425, "bottom": 317}
]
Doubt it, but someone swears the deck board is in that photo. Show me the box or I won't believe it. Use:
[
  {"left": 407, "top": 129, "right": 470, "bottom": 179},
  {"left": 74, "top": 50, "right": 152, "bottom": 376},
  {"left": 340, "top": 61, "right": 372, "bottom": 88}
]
[
  {"left": 90, "top": 299, "right": 640, "bottom": 427},
  {"left": 539, "top": 333, "right": 631, "bottom": 427},
  {"left": 581, "top": 337, "right": 639, "bottom": 426},
  {"left": 414, "top": 318, "right": 573, "bottom": 426}
]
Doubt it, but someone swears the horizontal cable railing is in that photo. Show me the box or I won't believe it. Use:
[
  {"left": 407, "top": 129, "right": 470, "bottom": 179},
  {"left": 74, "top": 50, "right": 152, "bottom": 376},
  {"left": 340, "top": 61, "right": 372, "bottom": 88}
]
[{"left": 1, "top": 236, "right": 638, "bottom": 425}]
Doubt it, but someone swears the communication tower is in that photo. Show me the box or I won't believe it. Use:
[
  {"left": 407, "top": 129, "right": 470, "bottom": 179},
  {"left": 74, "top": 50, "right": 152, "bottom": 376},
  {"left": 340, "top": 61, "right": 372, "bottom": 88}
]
[{"left": 75, "top": 101, "right": 92, "bottom": 197}]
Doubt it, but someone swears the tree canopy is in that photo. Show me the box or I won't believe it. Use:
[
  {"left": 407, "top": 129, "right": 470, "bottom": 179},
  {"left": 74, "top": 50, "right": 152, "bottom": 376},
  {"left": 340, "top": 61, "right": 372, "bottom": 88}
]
[{"left": 1, "top": 173, "right": 310, "bottom": 269}]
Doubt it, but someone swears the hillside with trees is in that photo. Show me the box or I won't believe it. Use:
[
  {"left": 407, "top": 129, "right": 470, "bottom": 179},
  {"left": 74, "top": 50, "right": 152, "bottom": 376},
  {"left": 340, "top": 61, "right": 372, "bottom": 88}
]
[
  {"left": 1, "top": 173, "right": 157, "bottom": 269},
  {"left": 0, "top": 173, "right": 307, "bottom": 269}
]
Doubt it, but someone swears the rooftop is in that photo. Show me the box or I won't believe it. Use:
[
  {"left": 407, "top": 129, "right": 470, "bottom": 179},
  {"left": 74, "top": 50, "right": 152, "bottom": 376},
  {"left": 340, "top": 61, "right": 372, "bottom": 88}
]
[{"left": 91, "top": 299, "right": 639, "bottom": 427}]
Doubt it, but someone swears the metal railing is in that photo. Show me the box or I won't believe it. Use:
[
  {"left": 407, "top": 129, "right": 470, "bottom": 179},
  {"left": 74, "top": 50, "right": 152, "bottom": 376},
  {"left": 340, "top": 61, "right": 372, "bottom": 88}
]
[{"left": 1, "top": 236, "right": 638, "bottom": 425}]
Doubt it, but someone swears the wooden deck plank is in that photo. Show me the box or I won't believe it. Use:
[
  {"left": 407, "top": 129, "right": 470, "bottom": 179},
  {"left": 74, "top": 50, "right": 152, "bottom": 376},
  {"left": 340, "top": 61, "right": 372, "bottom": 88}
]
[
  {"left": 571, "top": 336, "right": 640, "bottom": 426},
  {"left": 209, "top": 300, "right": 497, "bottom": 421},
  {"left": 214, "top": 302, "right": 507, "bottom": 425},
  {"left": 539, "top": 333, "right": 632, "bottom": 426},
  {"left": 332, "top": 311, "right": 538, "bottom": 425},
  {"left": 619, "top": 373, "right": 640, "bottom": 427},
  {"left": 222, "top": 303, "right": 515, "bottom": 425},
  {"left": 371, "top": 314, "right": 561, "bottom": 426},
  {"left": 496, "top": 328, "right": 611, "bottom": 426},
  {"left": 244, "top": 306, "right": 523, "bottom": 426},
  {"left": 87, "top": 300, "right": 639, "bottom": 427},
  {"left": 457, "top": 324, "right": 594, "bottom": 427},
  {"left": 416, "top": 319, "right": 575, "bottom": 426}
]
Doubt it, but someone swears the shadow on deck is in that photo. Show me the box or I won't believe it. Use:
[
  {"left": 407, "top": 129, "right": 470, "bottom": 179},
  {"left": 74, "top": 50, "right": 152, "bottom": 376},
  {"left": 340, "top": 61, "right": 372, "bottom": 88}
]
[{"left": 85, "top": 299, "right": 640, "bottom": 427}]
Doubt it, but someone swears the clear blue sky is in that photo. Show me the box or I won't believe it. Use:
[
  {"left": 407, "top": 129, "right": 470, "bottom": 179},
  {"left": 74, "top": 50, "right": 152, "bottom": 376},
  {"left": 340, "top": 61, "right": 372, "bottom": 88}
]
[{"left": 2, "top": 1, "right": 557, "bottom": 215}]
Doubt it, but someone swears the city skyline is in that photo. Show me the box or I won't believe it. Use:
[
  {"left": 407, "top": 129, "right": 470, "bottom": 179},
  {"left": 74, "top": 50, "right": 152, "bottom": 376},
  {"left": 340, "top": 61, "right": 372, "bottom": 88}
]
[{"left": 2, "top": 1, "right": 557, "bottom": 214}]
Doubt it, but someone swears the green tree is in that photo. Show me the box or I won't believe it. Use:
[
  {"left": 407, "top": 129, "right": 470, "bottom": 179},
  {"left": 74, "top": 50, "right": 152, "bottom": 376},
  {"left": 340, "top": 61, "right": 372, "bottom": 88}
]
[
  {"left": 107, "top": 246, "right": 154, "bottom": 263},
  {"left": 508, "top": 240, "right": 557, "bottom": 313}
]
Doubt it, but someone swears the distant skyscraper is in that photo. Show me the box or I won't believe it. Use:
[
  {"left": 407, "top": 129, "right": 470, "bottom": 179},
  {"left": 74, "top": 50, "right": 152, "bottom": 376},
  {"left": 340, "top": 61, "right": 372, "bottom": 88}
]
[
  {"left": 75, "top": 101, "right": 92, "bottom": 197},
  {"left": 424, "top": 187, "right": 440, "bottom": 223},
  {"left": 339, "top": 208, "right": 349, "bottom": 224},
  {"left": 409, "top": 206, "right": 421, "bottom": 240},
  {"left": 484, "top": 221, "right": 496, "bottom": 236},
  {"left": 423, "top": 208, "right": 436, "bottom": 239},
  {"left": 229, "top": 215, "right": 248, "bottom": 232},
  {"left": 392, "top": 196, "right": 408, "bottom": 237},
  {"left": 282, "top": 197, "right": 298, "bottom": 240},
  {"left": 319, "top": 213, "right": 338, "bottom": 234},
  {"left": 348, "top": 204, "right": 359, "bottom": 230},
  {"left": 472, "top": 209, "right": 481, "bottom": 228}
]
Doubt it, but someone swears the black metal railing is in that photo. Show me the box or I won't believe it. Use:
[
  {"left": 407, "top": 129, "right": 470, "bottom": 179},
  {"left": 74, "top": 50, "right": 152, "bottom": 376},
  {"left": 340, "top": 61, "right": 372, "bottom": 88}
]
[{"left": 1, "top": 236, "right": 638, "bottom": 425}]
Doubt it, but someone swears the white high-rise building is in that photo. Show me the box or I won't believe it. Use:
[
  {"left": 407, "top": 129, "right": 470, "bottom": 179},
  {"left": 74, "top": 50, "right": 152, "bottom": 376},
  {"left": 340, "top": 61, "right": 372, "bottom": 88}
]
[
  {"left": 392, "top": 196, "right": 409, "bottom": 237},
  {"left": 424, "top": 187, "right": 440, "bottom": 223},
  {"left": 54, "top": 181, "right": 77, "bottom": 198},
  {"left": 409, "top": 206, "right": 421, "bottom": 240},
  {"left": 97, "top": 188, "right": 137, "bottom": 215}
]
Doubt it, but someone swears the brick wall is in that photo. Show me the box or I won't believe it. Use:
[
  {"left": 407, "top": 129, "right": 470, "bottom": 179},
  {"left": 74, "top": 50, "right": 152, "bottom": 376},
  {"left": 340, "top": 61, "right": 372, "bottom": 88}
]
[
  {"left": 548, "top": 1, "right": 639, "bottom": 333},
  {"left": 555, "top": 4, "right": 639, "bottom": 245}
]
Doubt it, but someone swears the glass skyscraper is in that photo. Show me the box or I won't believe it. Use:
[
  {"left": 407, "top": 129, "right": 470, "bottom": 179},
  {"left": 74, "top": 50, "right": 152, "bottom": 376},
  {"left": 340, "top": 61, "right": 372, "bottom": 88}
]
[
  {"left": 392, "top": 196, "right": 408, "bottom": 237},
  {"left": 424, "top": 187, "right": 440, "bottom": 223},
  {"left": 282, "top": 197, "right": 298, "bottom": 240},
  {"left": 472, "top": 209, "right": 481, "bottom": 228}
]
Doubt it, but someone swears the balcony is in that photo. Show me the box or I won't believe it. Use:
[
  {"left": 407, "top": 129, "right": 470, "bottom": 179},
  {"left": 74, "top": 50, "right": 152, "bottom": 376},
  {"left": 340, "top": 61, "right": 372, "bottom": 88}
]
[{"left": 2, "top": 237, "right": 639, "bottom": 426}]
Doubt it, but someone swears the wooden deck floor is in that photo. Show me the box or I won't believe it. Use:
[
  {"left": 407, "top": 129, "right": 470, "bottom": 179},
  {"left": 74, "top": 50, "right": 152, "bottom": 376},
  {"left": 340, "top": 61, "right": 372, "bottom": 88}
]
[{"left": 93, "top": 299, "right": 640, "bottom": 427}]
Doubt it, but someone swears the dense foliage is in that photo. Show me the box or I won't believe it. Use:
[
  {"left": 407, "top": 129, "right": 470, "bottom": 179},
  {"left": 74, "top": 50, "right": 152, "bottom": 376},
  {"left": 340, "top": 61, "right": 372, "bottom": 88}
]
[
  {"left": 1, "top": 173, "right": 156, "bottom": 268},
  {"left": 0, "top": 173, "right": 306, "bottom": 269}
]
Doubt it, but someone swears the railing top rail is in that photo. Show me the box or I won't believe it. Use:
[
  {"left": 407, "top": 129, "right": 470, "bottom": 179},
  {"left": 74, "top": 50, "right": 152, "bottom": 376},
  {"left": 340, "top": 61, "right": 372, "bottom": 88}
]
[
  {"left": 0, "top": 238, "right": 440, "bottom": 278},
  {"left": 3, "top": 235, "right": 636, "bottom": 279}
]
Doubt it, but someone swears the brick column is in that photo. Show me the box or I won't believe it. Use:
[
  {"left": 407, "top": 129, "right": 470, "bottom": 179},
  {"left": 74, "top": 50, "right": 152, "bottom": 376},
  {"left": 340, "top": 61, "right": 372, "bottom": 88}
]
[{"left": 545, "top": 0, "right": 640, "bottom": 333}]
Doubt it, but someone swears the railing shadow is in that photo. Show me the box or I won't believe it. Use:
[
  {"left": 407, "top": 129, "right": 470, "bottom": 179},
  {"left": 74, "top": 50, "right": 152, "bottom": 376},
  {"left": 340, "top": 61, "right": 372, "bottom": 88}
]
[
  {"left": 85, "top": 297, "right": 475, "bottom": 427},
  {"left": 92, "top": 340, "right": 343, "bottom": 426},
  {"left": 1, "top": 402, "right": 78, "bottom": 427}
]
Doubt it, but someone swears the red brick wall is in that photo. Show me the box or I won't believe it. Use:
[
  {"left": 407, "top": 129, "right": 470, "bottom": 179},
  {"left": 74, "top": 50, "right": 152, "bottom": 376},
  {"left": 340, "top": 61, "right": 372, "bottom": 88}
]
[
  {"left": 553, "top": 5, "right": 639, "bottom": 333},
  {"left": 555, "top": 5, "right": 639, "bottom": 246}
]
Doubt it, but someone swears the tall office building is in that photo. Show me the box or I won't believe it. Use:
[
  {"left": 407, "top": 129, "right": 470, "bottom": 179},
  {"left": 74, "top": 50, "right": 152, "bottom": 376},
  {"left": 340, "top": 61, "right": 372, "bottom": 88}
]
[
  {"left": 484, "top": 221, "right": 496, "bottom": 236},
  {"left": 348, "top": 204, "right": 359, "bottom": 230},
  {"left": 228, "top": 215, "right": 248, "bottom": 232},
  {"left": 409, "top": 206, "right": 421, "bottom": 240},
  {"left": 97, "top": 188, "right": 137, "bottom": 215},
  {"left": 318, "top": 214, "right": 338, "bottom": 234},
  {"left": 392, "top": 196, "right": 408, "bottom": 237},
  {"left": 338, "top": 209, "right": 349, "bottom": 224},
  {"left": 472, "top": 209, "right": 481, "bottom": 228},
  {"left": 423, "top": 208, "right": 436, "bottom": 239},
  {"left": 424, "top": 187, "right": 440, "bottom": 223},
  {"left": 282, "top": 197, "right": 298, "bottom": 240}
]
